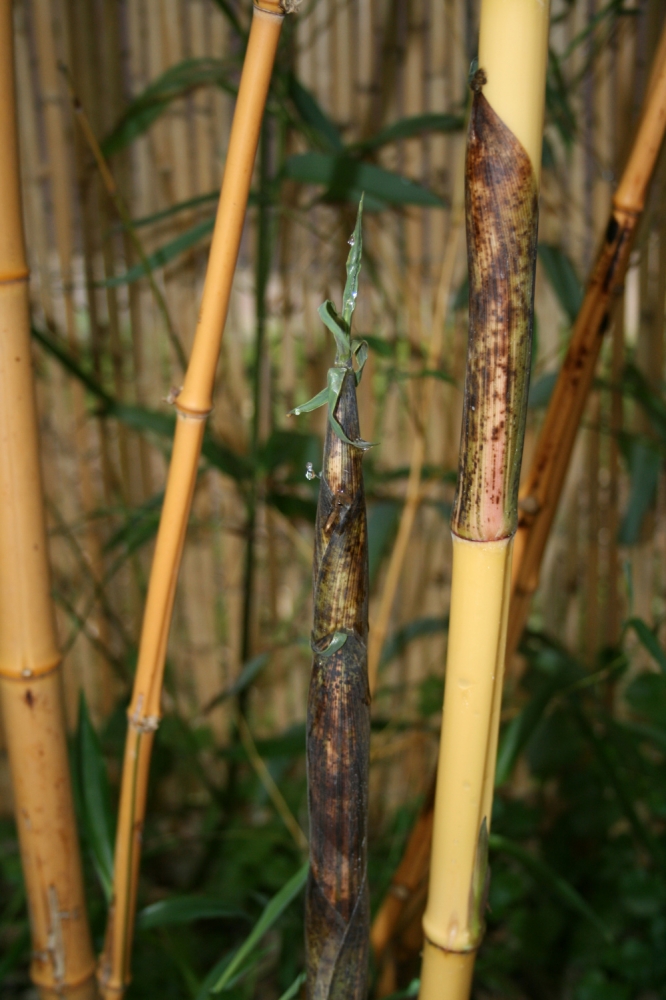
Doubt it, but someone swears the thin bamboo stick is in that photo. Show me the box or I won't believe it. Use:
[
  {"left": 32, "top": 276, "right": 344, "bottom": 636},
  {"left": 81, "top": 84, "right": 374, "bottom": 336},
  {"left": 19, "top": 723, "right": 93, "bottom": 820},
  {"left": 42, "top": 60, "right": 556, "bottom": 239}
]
[
  {"left": 0, "top": 0, "right": 96, "bottom": 994},
  {"left": 97, "top": 5, "right": 287, "bottom": 995},
  {"left": 419, "top": 2, "right": 550, "bottom": 994}
]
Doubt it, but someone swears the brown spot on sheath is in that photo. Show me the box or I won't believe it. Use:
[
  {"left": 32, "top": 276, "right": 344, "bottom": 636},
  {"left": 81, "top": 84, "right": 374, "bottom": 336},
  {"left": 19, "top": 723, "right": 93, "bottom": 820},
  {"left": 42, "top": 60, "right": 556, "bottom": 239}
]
[
  {"left": 25, "top": 690, "right": 34, "bottom": 708},
  {"left": 451, "top": 86, "right": 539, "bottom": 541}
]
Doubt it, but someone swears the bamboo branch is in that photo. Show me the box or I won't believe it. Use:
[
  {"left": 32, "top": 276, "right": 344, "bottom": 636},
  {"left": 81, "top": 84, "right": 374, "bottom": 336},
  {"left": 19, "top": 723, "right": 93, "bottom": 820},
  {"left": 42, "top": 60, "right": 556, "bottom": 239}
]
[
  {"left": 0, "top": 1, "right": 97, "bottom": 995},
  {"left": 98, "top": 4, "right": 287, "bottom": 995}
]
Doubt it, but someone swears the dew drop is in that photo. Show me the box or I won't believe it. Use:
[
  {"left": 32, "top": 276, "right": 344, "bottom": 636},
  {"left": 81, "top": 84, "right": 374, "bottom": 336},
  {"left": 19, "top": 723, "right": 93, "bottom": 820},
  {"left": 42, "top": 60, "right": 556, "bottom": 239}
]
[
  {"left": 348, "top": 235, "right": 355, "bottom": 246},
  {"left": 305, "top": 462, "right": 317, "bottom": 481},
  {"left": 294, "top": 408, "right": 301, "bottom": 415}
]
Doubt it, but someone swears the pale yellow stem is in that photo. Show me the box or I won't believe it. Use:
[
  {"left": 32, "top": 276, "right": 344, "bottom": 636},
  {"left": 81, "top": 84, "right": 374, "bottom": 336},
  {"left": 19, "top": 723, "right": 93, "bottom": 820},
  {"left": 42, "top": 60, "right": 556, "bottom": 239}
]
[
  {"left": 421, "top": 538, "right": 512, "bottom": 957},
  {"left": 478, "top": 0, "right": 550, "bottom": 181}
]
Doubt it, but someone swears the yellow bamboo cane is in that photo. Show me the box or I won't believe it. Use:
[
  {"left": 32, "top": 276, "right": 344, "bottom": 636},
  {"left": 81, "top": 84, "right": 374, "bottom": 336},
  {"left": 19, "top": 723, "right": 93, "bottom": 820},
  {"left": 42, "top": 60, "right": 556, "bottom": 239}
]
[
  {"left": 98, "top": 3, "right": 288, "bottom": 996},
  {"left": 0, "top": 1, "right": 97, "bottom": 996},
  {"left": 371, "top": 21, "right": 666, "bottom": 971},
  {"left": 419, "top": 2, "right": 550, "bottom": 996}
]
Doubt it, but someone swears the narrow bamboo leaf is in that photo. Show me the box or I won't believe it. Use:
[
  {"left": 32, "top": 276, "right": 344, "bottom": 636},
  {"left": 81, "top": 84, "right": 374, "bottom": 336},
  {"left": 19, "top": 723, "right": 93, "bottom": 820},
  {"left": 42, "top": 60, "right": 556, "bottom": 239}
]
[
  {"left": 289, "top": 387, "right": 329, "bottom": 416},
  {"left": 495, "top": 666, "right": 575, "bottom": 787},
  {"left": 277, "top": 971, "right": 307, "bottom": 1000},
  {"left": 621, "top": 362, "right": 666, "bottom": 440},
  {"left": 625, "top": 617, "right": 666, "bottom": 675},
  {"left": 211, "top": 863, "right": 308, "bottom": 992},
  {"left": 196, "top": 948, "right": 239, "bottom": 1000},
  {"left": 287, "top": 73, "right": 344, "bottom": 153},
  {"left": 489, "top": 833, "right": 611, "bottom": 939},
  {"left": 342, "top": 197, "right": 364, "bottom": 325},
  {"left": 223, "top": 652, "right": 271, "bottom": 701},
  {"left": 380, "top": 616, "right": 448, "bottom": 669},
  {"left": 104, "top": 491, "right": 164, "bottom": 556},
  {"left": 618, "top": 437, "right": 661, "bottom": 545},
  {"left": 137, "top": 898, "right": 246, "bottom": 930},
  {"left": 32, "top": 325, "right": 112, "bottom": 404},
  {"left": 352, "top": 112, "right": 464, "bottom": 152},
  {"left": 318, "top": 300, "right": 350, "bottom": 358},
  {"left": 103, "top": 216, "right": 215, "bottom": 287},
  {"left": 283, "top": 153, "right": 445, "bottom": 207},
  {"left": 102, "top": 58, "right": 238, "bottom": 156},
  {"left": 528, "top": 370, "right": 558, "bottom": 409},
  {"left": 363, "top": 334, "right": 395, "bottom": 358},
  {"left": 367, "top": 500, "right": 401, "bottom": 587},
  {"left": 131, "top": 190, "right": 221, "bottom": 229},
  {"left": 537, "top": 243, "right": 583, "bottom": 323},
  {"left": 545, "top": 49, "right": 578, "bottom": 150},
  {"left": 77, "top": 693, "right": 115, "bottom": 902},
  {"left": 318, "top": 631, "right": 348, "bottom": 657}
]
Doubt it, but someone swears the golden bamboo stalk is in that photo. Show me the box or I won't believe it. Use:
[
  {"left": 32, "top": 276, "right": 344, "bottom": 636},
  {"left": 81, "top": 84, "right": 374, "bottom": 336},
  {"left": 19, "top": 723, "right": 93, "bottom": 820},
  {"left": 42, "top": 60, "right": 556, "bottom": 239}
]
[
  {"left": 0, "top": 1, "right": 97, "bottom": 995},
  {"left": 419, "top": 2, "right": 550, "bottom": 994},
  {"left": 507, "top": 21, "right": 666, "bottom": 662},
  {"left": 98, "top": 4, "right": 287, "bottom": 995}
]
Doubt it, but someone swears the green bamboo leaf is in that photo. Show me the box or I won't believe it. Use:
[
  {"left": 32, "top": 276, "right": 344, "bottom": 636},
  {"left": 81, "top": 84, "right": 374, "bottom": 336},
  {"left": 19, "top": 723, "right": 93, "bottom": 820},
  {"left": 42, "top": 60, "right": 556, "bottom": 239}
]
[
  {"left": 537, "top": 243, "right": 583, "bottom": 323},
  {"left": 528, "top": 370, "right": 558, "bottom": 409},
  {"left": 102, "top": 58, "right": 238, "bottom": 157},
  {"left": 76, "top": 693, "right": 115, "bottom": 902},
  {"left": 103, "top": 216, "right": 215, "bottom": 287},
  {"left": 211, "top": 863, "right": 308, "bottom": 992},
  {"left": 625, "top": 617, "right": 666, "bottom": 675},
  {"left": 342, "top": 196, "right": 364, "bottom": 325},
  {"left": 136, "top": 897, "right": 246, "bottom": 930},
  {"left": 131, "top": 190, "right": 221, "bottom": 229},
  {"left": 287, "top": 73, "right": 344, "bottom": 153},
  {"left": 277, "top": 971, "right": 307, "bottom": 1000},
  {"left": 104, "top": 491, "right": 164, "bottom": 556},
  {"left": 32, "top": 325, "right": 112, "bottom": 404},
  {"left": 489, "top": 834, "right": 611, "bottom": 939},
  {"left": 367, "top": 500, "right": 401, "bottom": 587},
  {"left": 618, "top": 437, "right": 661, "bottom": 545},
  {"left": 289, "top": 386, "right": 329, "bottom": 416},
  {"left": 353, "top": 112, "right": 464, "bottom": 152},
  {"left": 317, "top": 631, "right": 348, "bottom": 657},
  {"left": 283, "top": 153, "right": 445, "bottom": 208},
  {"left": 318, "top": 300, "right": 350, "bottom": 358}
]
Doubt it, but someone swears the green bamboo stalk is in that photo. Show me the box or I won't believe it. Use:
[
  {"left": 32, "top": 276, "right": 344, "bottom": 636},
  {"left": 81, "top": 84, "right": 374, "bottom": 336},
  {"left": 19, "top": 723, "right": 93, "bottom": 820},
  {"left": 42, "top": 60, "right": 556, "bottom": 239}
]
[{"left": 292, "top": 201, "right": 371, "bottom": 999}]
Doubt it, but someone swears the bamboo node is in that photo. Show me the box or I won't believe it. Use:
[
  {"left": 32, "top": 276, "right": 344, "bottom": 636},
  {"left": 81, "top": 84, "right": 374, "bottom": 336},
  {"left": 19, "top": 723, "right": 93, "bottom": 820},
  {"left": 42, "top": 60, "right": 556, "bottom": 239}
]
[
  {"left": 0, "top": 267, "right": 29, "bottom": 285},
  {"left": 129, "top": 712, "right": 160, "bottom": 734}
]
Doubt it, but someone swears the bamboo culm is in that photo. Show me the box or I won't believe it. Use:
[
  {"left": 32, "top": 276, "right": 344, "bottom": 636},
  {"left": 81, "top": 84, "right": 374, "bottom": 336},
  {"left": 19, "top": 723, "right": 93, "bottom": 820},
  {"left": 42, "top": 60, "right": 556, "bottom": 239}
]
[{"left": 292, "top": 203, "right": 371, "bottom": 999}]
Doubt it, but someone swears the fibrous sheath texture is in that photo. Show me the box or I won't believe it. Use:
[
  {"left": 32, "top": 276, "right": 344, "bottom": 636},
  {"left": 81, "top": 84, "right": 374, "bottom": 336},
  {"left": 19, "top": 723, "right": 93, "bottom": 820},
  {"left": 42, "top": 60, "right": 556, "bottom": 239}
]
[
  {"left": 452, "top": 73, "right": 539, "bottom": 542},
  {"left": 306, "top": 366, "right": 370, "bottom": 1000}
]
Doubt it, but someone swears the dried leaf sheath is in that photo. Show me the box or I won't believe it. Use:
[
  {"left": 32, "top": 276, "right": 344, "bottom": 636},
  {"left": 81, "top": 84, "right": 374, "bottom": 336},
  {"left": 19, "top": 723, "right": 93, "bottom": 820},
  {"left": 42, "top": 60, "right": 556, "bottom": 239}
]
[
  {"left": 452, "top": 78, "right": 539, "bottom": 542},
  {"left": 306, "top": 366, "right": 370, "bottom": 1000}
]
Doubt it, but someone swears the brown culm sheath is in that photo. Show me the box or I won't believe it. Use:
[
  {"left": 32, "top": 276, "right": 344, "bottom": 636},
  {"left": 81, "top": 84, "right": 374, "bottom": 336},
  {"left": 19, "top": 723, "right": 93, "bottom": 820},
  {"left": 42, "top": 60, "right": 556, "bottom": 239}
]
[
  {"left": 306, "top": 365, "right": 370, "bottom": 1000},
  {"left": 452, "top": 73, "right": 539, "bottom": 542}
]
